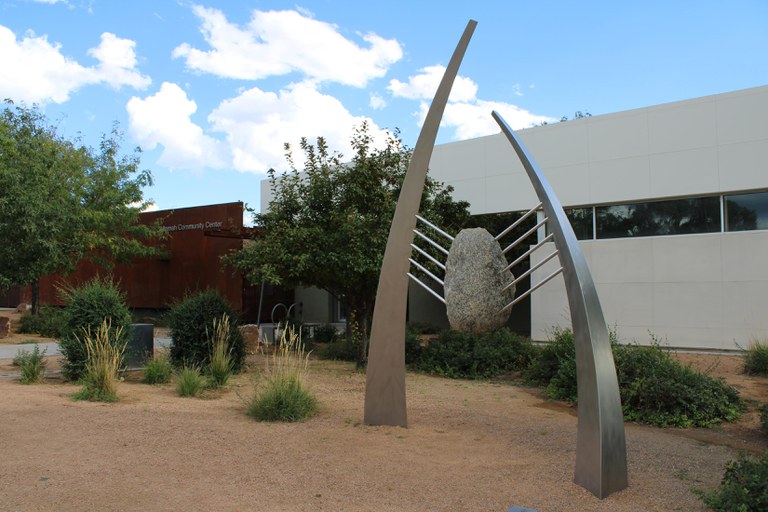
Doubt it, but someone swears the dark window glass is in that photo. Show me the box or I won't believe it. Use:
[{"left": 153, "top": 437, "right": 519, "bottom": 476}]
[
  {"left": 725, "top": 191, "right": 768, "bottom": 231},
  {"left": 596, "top": 196, "right": 721, "bottom": 239},
  {"left": 565, "top": 208, "right": 593, "bottom": 240},
  {"left": 545, "top": 207, "right": 593, "bottom": 240}
]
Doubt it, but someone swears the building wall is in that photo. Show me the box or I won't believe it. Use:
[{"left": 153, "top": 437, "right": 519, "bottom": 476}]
[
  {"left": 428, "top": 85, "right": 768, "bottom": 351},
  {"left": 38, "top": 202, "right": 247, "bottom": 312}
]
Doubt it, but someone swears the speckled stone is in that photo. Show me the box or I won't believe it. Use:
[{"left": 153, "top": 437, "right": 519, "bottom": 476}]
[{"left": 443, "top": 228, "right": 515, "bottom": 333}]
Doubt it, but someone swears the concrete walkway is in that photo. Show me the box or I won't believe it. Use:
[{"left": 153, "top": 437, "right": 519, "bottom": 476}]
[{"left": 0, "top": 337, "right": 172, "bottom": 360}]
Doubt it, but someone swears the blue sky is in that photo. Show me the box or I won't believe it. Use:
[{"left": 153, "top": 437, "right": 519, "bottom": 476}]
[{"left": 1, "top": 1, "right": 767, "bottom": 217}]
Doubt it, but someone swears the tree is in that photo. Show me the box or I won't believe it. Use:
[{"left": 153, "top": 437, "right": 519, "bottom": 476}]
[
  {"left": 0, "top": 101, "right": 164, "bottom": 313},
  {"left": 227, "top": 122, "right": 471, "bottom": 366}
]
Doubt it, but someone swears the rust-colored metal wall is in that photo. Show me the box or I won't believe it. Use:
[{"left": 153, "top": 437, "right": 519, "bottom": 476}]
[{"left": 39, "top": 202, "right": 247, "bottom": 312}]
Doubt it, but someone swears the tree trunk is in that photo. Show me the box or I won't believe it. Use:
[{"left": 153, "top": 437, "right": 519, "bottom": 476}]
[
  {"left": 31, "top": 279, "right": 40, "bottom": 315},
  {"left": 354, "top": 304, "right": 372, "bottom": 369}
]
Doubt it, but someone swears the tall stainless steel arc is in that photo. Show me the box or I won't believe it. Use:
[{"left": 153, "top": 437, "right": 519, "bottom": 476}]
[
  {"left": 493, "top": 111, "right": 628, "bottom": 499},
  {"left": 364, "top": 20, "right": 477, "bottom": 427}
]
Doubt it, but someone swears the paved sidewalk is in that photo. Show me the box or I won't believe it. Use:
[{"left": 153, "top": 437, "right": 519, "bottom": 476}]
[{"left": 0, "top": 337, "right": 171, "bottom": 360}]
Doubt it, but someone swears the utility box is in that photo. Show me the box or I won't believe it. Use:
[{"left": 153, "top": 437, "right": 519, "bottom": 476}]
[{"left": 126, "top": 323, "right": 154, "bottom": 368}]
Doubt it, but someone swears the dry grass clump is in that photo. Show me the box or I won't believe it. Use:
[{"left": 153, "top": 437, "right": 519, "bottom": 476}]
[
  {"left": 206, "top": 315, "right": 234, "bottom": 388},
  {"left": 72, "top": 320, "right": 125, "bottom": 402},
  {"left": 247, "top": 326, "right": 317, "bottom": 422}
]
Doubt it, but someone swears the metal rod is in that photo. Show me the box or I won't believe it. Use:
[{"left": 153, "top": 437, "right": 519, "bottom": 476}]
[
  {"left": 502, "top": 216, "right": 548, "bottom": 255},
  {"left": 499, "top": 266, "right": 564, "bottom": 314},
  {"left": 415, "top": 214, "right": 454, "bottom": 241},
  {"left": 495, "top": 202, "right": 543, "bottom": 240},
  {"left": 502, "top": 249, "right": 559, "bottom": 293},
  {"left": 407, "top": 273, "right": 446, "bottom": 304},
  {"left": 413, "top": 229, "right": 450, "bottom": 255},
  {"left": 409, "top": 258, "right": 444, "bottom": 286},
  {"left": 410, "top": 243, "right": 446, "bottom": 271},
  {"left": 501, "top": 233, "right": 555, "bottom": 274}
]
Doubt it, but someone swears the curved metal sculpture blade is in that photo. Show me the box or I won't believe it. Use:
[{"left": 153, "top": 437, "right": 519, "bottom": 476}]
[
  {"left": 364, "top": 20, "right": 477, "bottom": 427},
  {"left": 492, "top": 111, "right": 628, "bottom": 499}
]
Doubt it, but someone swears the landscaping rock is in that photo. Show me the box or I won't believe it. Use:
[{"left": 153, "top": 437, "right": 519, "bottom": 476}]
[
  {"left": 443, "top": 228, "right": 515, "bottom": 333},
  {"left": 0, "top": 316, "right": 10, "bottom": 338},
  {"left": 239, "top": 324, "right": 261, "bottom": 354}
]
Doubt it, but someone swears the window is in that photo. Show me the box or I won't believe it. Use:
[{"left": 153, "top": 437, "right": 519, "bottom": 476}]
[
  {"left": 545, "top": 207, "right": 594, "bottom": 240},
  {"left": 596, "top": 197, "right": 720, "bottom": 239},
  {"left": 725, "top": 191, "right": 768, "bottom": 231},
  {"left": 565, "top": 207, "right": 593, "bottom": 240}
]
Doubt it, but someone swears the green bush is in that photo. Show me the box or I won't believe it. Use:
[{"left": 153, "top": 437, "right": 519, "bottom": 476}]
[
  {"left": 614, "top": 342, "right": 742, "bottom": 427},
  {"left": 312, "top": 324, "right": 339, "bottom": 344},
  {"left": 17, "top": 345, "right": 47, "bottom": 384},
  {"left": 17, "top": 306, "right": 66, "bottom": 338},
  {"left": 167, "top": 290, "right": 245, "bottom": 372},
  {"left": 760, "top": 403, "right": 768, "bottom": 436},
  {"left": 413, "top": 328, "right": 535, "bottom": 379},
  {"left": 744, "top": 340, "right": 768, "bottom": 376},
  {"left": 316, "top": 335, "right": 359, "bottom": 362},
  {"left": 695, "top": 452, "right": 768, "bottom": 511},
  {"left": 524, "top": 327, "right": 579, "bottom": 388},
  {"left": 143, "top": 353, "right": 173, "bottom": 384},
  {"left": 175, "top": 366, "right": 204, "bottom": 397},
  {"left": 525, "top": 328, "right": 742, "bottom": 427},
  {"left": 58, "top": 277, "right": 132, "bottom": 381}
]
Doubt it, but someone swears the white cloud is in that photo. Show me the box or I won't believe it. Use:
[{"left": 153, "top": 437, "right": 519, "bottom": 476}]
[
  {"left": 126, "top": 82, "right": 225, "bottom": 170},
  {"left": 173, "top": 5, "right": 402, "bottom": 86},
  {"left": 388, "top": 65, "right": 477, "bottom": 102},
  {"left": 369, "top": 92, "right": 386, "bottom": 110},
  {"left": 0, "top": 25, "right": 150, "bottom": 104},
  {"left": 419, "top": 99, "right": 555, "bottom": 140},
  {"left": 393, "top": 66, "right": 554, "bottom": 140},
  {"left": 88, "top": 33, "right": 151, "bottom": 90},
  {"left": 209, "top": 80, "right": 391, "bottom": 172},
  {"left": 126, "top": 80, "right": 388, "bottom": 174}
]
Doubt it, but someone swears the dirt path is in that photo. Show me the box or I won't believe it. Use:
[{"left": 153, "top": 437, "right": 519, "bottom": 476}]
[{"left": 1, "top": 352, "right": 766, "bottom": 512}]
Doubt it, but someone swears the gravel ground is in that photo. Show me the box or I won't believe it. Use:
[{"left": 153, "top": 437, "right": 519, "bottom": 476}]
[{"left": 1, "top": 352, "right": 765, "bottom": 512}]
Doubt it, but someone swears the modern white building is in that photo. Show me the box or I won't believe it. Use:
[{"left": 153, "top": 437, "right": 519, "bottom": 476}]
[
  {"left": 261, "top": 85, "right": 768, "bottom": 352},
  {"left": 426, "top": 85, "right": 768, "bottom": 351}
]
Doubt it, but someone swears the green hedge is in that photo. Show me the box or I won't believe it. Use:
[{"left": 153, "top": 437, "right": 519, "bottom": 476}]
[
  {"left": 166, "top": 290, "right": 245, "bottom": 372},
  {"left": 58, "top": 277, "right": 131, "bottom": 381}
]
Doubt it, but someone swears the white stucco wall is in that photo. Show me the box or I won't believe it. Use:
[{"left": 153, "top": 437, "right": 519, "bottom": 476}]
[
  {"left": 530, "top": 231, "right": 768, "bottom": 350},
  {"left": 429, "top": 85, "right": 768, "bottom": 351}
]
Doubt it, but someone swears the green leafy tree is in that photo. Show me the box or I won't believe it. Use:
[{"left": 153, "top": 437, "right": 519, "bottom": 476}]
[
  {"left": 227, "top": 122, "right": 470, "bottom": 367},
  {"left": 0, "top": 101, "right": 163, "bottom": 312}
]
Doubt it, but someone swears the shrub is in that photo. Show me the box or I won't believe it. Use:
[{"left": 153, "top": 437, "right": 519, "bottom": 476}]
[
  {"left": 17, "top": 306, "right": 66, "bottom": 338},
  {"left": 175, "top": 366, "right": 204, "bottom": 397},
  {"left": 247, "top": 327, "right": 317, "bottom": 422},
  {"left": 317, "top": 337, "right": 358, "bottom": 361},
  {"left": 17, "top": 345, "right": 47, "bottom": 384},
  {"left": 142, "top": 352, "right": 173, "bottom": 385},
  {"left": 524, "top": 327, "right": 578, "bottom": 387},
  {"left": 695, "top": 452, "right": 768, "bottom": 511},
  {"left": 614, "top": 342, "right": 742, "bottom": 427},
  {"left": 744, "top": 339, "right": 768, "bottom": 376},
  {"left": 167, "top": 290, "right": 245, "bottom": 372},
  {"left": 413, "top": 328, "right": 535, "bottom": 379},
  {"left": 58, "top": 277, "right": 131, "bottom": 381},
  {"left": 525, "top": 328, "right": 743, "bottom": 427},
  {"left": 760, "top": 403, "right": 768, "bottom": 436},
  {"left": 312, "top": 324, "right": 340, "bottom": 344},
  {"left": 206, "top": 315, "right": 233, "bottom": 388},
  {"left": 72, "top": 321, "right": 125, "bottom": 402}
]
